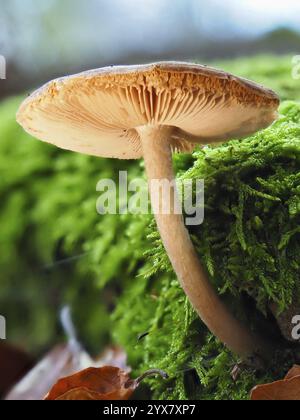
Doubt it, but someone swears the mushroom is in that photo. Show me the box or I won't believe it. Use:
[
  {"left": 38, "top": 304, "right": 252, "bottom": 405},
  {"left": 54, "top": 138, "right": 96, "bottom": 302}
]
[{"left": 17, "top": 62, "right": 279, "bottom": 359}]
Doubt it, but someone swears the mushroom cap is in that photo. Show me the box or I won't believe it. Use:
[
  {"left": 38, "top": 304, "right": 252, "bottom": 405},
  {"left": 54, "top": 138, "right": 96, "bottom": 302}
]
[{"left": 17, "top": 62, "right": 280, "bottom": 159}]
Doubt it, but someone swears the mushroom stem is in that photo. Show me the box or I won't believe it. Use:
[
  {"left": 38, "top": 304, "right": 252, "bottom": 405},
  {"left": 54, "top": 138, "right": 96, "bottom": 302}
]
[{"left": 138, "top": 125, "right": 266, "bottom": 359}]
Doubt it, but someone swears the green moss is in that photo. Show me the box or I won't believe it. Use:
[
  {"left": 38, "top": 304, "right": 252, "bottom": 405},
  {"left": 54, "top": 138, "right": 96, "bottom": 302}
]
[
  {"left": 1, "top": 55, "right": 300, "bottom": 399},
  {"left": 114, "top": 100, "right": 300, "bottom": 399},
  {"left": 187, "top": 102, "right": 300, "bottom": 314}
]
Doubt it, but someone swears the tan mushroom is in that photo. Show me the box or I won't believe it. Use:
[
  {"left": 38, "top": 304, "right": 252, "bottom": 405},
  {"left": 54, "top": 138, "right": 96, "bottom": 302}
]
[{"left": 17, "top": 62, "right": 280, "bottom": 359}]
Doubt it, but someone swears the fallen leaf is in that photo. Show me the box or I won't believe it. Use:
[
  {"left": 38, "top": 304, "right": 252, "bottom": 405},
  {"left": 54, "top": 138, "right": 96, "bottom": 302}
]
[
  {"left": 56, "top": 388, "right": 108, "bottom": 400},
  {"left": 0, "top": 342, "right": 33, "bottom": 397},
  {"left": 251, "top": 365, "right": 300, "bottom": 400},
  {"left": 285, "top": 365, "right": 300, "bottom": 380},
  {"left": 5, "top": 344, "right": 129, "bottom": 400},
  {"left": 5, "top": 305, "right": 129, "bottom": 400},
  {"left": 45, "top": 367, "right": 168, "bottom": 400},
  {"left": 5, "top": 345, "right": 77, "bottom": 400}
]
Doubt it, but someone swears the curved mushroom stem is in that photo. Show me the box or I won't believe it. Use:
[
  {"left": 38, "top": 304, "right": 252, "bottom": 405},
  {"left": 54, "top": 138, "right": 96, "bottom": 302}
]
[{"left": 138, "top": 125, "right": 267, "bottom": 359}]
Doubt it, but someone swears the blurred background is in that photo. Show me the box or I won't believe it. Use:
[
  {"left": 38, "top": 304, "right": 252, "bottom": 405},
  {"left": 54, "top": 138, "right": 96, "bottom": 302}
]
[
  {"left": 0, "top": 0, "right": 300, "bottom": 399},
  {"left": 1, "top": 0, "right": 300, "bottom": 99}
]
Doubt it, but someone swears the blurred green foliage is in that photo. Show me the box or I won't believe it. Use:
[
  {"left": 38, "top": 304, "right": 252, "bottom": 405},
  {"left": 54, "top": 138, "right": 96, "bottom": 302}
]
[{"left": 0, "top": 55, "right": 300, "bottom": 399}]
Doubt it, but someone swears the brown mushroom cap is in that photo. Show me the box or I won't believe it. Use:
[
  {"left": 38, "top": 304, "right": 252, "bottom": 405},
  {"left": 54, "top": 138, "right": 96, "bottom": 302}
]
[{"left": 17, "top": 61, "right": 280, "bottom": 159}]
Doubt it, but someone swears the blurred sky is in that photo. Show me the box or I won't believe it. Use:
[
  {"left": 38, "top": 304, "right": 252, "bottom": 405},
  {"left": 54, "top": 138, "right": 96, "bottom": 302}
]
[
  {"left": 199, "top": 0, "right": 300, "bottom": 36},
  {"left": 0, "top": 0, "right": 300, "bottom": 76}
]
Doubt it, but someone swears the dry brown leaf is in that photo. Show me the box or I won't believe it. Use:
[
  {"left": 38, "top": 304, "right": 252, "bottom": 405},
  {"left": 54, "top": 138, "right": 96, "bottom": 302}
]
[
  {"left": 285, "top": 365, "right": 300, "bottom": 380},
  {"left": 45, "top": 367, "right": 168, "bottom": 401},
  {"left": 5, "top": 345, "right": 78, "bottom": 401},
  {"left": 5, "top": 344, "right": 129, "bottom": 400},
  {"left": 251, "top": 365, "right": 300, "bottom": 401},
  {"left": 56, "top": 388, "right": 112, "bottom": 401},
  {"left": 0, "top": 342, "right": 33, "bottom": 397},
  {"left": 5, "top": 309, "right": 131, "bottom": 400}
]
